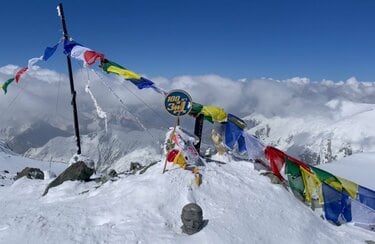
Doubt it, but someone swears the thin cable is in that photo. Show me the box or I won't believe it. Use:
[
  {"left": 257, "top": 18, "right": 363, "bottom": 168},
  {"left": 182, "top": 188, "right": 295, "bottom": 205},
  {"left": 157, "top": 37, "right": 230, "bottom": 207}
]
[
  {"left": 93, "top": 67, "right": 169, "bottom": 125},
  {"left": 70, "top": 60, "right": 159, "bottom": 144},
  {"left": 6, "top": 81, "right": 29, "bottom": 109},
  {"left": 78, "top": 63, "right": 133, "bottom": 122},
  {"left": 120, "top": 80, "right": 169, "bottom": 125},
  {"left": 89, "top": 67, "right": 161, "bottom": 142},
  {"left": 55, "top": 72, "right": 62, "bottom": 118}
]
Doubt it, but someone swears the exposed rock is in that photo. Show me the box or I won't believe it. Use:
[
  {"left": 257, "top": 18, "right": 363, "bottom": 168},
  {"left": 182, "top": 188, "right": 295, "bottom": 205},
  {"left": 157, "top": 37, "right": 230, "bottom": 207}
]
[
  {"left": 130, "top": 162, "right": 142, "bottom": 171},
  {"left": 254, "top": 124, "right": 271, "bottom": 139},
  {"left": 181, "top": 203, "right": 204, "bottom": 235},
  {"left": 14, "top": 167, "right": 44, "bottom": 181},
  {"left": 121, "top": 162, "right": 144, "bottom": 175},
  {"left": 108, "top": 169, "right": 118, "bottom": 178},
  {"left": 91, "top": 169, "right": 118, "bottom": 185},
  {"left": 42, "top": 161, "right": 94, "bottom": 196},
  {"left": 124, "top": 161, "right": 158, "bottom": 175},
  {"left": 338, "top": 143, "right": 352, "bottom": 157}
]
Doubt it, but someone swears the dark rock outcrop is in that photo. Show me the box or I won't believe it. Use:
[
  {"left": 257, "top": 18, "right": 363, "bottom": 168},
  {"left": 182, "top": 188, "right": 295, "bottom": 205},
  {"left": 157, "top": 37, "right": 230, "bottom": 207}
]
[
  {"left": 108, "top": 169, "right": 118, "bottom": 178},
  {"left": 130, "top": 162, "right": 142, "bottom": 171},
  {"left": 14, "top": 167, "right": 44, "bottom": 180},
  {"left": 126, "top": 161, "right": 158, "bottom": 175},
  {"left": 42, "top": 161, "right": 94, "bottom": 196}
]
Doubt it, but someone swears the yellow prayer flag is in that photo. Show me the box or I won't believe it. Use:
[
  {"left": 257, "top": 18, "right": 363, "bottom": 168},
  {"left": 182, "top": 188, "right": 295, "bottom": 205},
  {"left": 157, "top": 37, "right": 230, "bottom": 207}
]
[
  {"left": 300, "top": 166, "right": 324, "bottom": 205},
  {"left": 201, "top": 106, "right": 227, "bottom": 122},
  {"left": 173, "top": 151, "right": 187, "bottom": 169},
  {"left": 338, "top": 177, "right": 358, "bottom": 199},
  {"left": 107, "top": 65, "right": 141, "bottom": 80}
]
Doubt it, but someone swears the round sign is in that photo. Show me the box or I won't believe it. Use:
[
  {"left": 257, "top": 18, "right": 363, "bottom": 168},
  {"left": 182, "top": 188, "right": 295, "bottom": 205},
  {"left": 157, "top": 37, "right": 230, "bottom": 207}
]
[{"left": 164, "top": 89, "right": 192, "bottom": 117}]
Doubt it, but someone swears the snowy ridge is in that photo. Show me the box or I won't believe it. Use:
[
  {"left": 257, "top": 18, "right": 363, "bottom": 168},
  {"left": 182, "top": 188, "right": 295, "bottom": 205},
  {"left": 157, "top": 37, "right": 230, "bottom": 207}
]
[
  {"left": 0, "top": 150, "right": 374, "bottom": 243},
  {"left": 0, "top": 140, "right": 16, "bottom": 156},
  {"left": 24, "top": 128, "right": 165, "bottom": 172},
  {"left": 245, "top": 99, "right": 375, "bottom": 164}
]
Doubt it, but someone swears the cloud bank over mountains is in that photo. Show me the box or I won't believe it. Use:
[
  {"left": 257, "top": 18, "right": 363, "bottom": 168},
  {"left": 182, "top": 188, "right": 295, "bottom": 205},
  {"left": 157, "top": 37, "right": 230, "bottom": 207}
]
[
  {"left": 3, "top": 64, "right": 375, "bottom": 165},
  {"left": 1, "top": 63, "right": 375, "bottom": 133}
]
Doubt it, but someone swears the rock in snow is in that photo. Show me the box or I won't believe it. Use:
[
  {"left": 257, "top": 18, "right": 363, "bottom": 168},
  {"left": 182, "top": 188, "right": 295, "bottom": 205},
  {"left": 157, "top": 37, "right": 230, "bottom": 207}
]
[{"left": 42, "top": 161, "right": 94, "bottom": 196}]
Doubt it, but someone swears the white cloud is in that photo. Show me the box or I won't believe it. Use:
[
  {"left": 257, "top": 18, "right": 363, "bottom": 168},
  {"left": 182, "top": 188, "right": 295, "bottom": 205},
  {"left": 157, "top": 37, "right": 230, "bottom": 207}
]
[
  {"left": 2, "top": 64, "right": 375, "bottom": 135},
  {"left": 28, "top": 66, "right": 65, "bottom": 84},
  {"left": 0, "top": 65, "right": 19, "bottom": 75}
]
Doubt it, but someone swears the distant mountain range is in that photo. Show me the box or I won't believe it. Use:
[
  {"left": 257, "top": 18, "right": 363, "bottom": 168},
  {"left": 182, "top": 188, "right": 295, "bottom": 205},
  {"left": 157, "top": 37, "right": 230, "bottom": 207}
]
[
  {"left": 245, "top": 99, "right": 375, "bottom": 165},
  {"left": 4, "top": 98, "right": 372, "bottom": 172},
  {"left": 2, "top": 69, "right": 375, "bottom": 170}
]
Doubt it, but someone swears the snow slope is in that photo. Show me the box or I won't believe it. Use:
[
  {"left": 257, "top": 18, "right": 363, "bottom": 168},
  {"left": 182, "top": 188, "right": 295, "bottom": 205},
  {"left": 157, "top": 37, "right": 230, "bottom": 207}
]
[
  {"left": 0, "top": 147, "right": 66, "bottom": 186},
  {"left": 318, "top": 152, "right": 375, "bottom": 190},
  {"left": 0, "top": 150, "right": 374, "bottom": 243}
]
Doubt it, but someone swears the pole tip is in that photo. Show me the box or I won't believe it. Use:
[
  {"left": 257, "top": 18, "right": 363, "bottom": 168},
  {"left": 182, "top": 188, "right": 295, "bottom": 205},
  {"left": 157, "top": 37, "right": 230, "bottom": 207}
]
[{"left": 56, "top": 4, "right": 62, "bottom": 16}]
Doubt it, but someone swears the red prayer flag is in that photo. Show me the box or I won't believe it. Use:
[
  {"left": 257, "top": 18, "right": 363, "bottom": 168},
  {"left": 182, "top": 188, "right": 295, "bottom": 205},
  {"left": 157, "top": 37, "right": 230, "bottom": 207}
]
[
  {"left": 15, "top": 67, "right": 28, "bottom": 83},
  {"left": 84, "top": 50, "right": 104, "bottom": 66},
  {"left": 265, "top": 146, "right": 311, "bottom": 180}
]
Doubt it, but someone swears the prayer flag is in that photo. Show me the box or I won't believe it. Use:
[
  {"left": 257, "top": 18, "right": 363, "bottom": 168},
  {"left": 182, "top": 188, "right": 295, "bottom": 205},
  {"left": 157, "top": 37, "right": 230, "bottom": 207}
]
[
  {"left": 322, "top": 182, "right": 352, "bottom": 225},
  {"left": 64, "top": 39, "right": 104, "bottom": 66},
  {"left": 15, "top": 67, "right": 28, "bottom": 83},
  {"left": 101, "top": 59, "right": 154, "bottom": 89},
  {"left": 1, "top": 78, "right": 15, "bottom": 94},
  {"left": 243, "top": 133, "right": 265, "bottom": 160}
]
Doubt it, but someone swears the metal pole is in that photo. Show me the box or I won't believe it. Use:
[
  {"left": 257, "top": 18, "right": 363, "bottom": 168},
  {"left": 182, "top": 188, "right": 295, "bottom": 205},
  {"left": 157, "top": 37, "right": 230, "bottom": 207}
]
[
  {"left": 57, "top": 3, "right": 82, "bottom": 155},
  {"left": 193, "top": 114, "right": 204, "bottom": 154}
]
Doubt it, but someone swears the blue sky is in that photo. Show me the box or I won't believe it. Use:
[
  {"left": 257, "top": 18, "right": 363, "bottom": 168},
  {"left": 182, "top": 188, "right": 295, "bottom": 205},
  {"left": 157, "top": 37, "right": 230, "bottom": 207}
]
[{"left": 1, "top": 0, "right": 375, "bottom": 81}]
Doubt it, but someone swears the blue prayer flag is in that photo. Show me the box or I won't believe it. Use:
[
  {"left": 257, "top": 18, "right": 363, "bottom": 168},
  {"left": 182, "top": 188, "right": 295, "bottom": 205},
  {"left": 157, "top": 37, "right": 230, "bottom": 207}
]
[
  {"left": 225, "top": 114, "right": 246, "bottom": 152},
  {"left": 358, "top": 185, "right": 375, "bottom": 211},
  {"left": 322, "top": 182, "right": 352, "bottom": 225},
  {"left": 42, "top": 43, "right": 59, "bottom": 61}
]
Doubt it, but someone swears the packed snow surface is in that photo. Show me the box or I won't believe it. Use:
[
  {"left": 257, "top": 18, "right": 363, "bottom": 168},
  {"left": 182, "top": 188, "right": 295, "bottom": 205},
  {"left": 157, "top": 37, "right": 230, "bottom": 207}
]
[
  {"left": 0, "top": 151, "right": 374, "bottom": 243},
  {"left": 318, "top": 152, "right": 375, "bottom": 190}
]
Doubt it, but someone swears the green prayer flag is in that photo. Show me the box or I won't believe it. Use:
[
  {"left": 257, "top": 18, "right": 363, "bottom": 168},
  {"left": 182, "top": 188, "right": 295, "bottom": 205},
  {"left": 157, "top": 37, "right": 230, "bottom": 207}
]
[
  {"left": 311, "top": 166, "right": 342, "bottom": 191},
  {"left": 189, "top": 102, "right": 203, "bottom": 116},
  {"left": 101, "top": 59, "right": 125, "bottom": 73},
  {"left": 286, "top": 158, "right": 305, "bottom": 201},
  {"left": 2, "top": 78, "right": 15, "bottom": 94}
]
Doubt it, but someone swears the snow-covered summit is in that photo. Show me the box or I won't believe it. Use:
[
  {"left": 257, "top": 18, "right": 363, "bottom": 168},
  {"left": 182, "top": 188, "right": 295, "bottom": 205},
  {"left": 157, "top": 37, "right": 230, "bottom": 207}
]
[{"left": 0, "top": 148, "right": 374, "bottom": 243}]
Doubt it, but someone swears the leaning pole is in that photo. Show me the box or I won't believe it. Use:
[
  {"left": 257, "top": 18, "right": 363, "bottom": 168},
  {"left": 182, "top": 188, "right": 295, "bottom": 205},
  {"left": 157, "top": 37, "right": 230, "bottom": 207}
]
[{"left": 57, "top": 3, "right": 82, "bottom": 155}]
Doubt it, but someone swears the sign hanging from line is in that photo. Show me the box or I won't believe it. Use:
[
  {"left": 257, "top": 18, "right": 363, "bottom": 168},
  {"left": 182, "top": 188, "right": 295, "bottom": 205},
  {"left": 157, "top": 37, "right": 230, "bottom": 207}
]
[{"left": 164, "top": 89, "right": 192, "bottom": 117}]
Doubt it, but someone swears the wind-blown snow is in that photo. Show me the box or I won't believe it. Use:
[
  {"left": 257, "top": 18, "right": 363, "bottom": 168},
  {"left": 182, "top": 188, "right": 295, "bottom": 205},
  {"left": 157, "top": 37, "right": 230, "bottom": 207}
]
[
  {"left": 0, "top": 150, "right": 374, "bottom": 243},
  {"left": 85, "top": 82, "right": 108, "bottom": 133}
]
